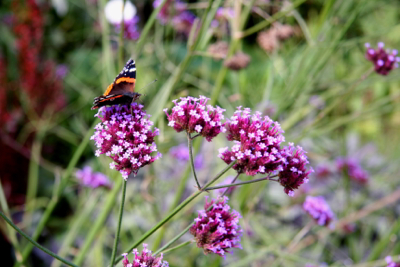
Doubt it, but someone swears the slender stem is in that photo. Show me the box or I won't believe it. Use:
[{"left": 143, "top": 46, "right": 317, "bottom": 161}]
[
  {"left": 187, "top": 132, "right": 201, "bottom": 189},
  {"left": 110, "top": 179, "right": 127, "bottom": 266},
  {"left": 0, "top": 211, "right": 79, "bottom": 267},
  {"left": 221, "top": 173, "right": 240, "bottom": 197},
  {"left": 16, "top": 119, "right": 97, "bottom": 267},
  {"left": 118, "top": 0, "right": 126, "bottom": 69},
  {"left": 204, "top": 175, "right": 278, "bottom": 191},
  {"left": 74, "top": 177, "right": 123, "bottom": 266},
  {"left": 154, "top": 224, "right": 194, "bottom": 255},
  {"left": 190, "top": 133, "right": 201, "bottom": 139},
  {"left": 158, "top": 241, "right": 193, "bottom": 255},
  {"left": 112, "top": 161, "right": 236, "bottom": 266}
]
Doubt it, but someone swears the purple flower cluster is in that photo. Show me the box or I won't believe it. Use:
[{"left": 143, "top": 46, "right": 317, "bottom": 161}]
[
  {"left": 153, "top": 0, "right": 196, "bottom": 36},
  {"left": 218, "top": 107, "right": 285, "bottom": 176},
  {"left": 164, "top": 96, "right": 226, "bottom": 141},
  {"left": 75, "top": 166, "right": 111, "bottom": 189},
  {"left": 385, "top": 256, "right": 400, "bottom": 267},
  {"left": 303, "top": 196, "right": 335, "bottom": 227},
  {"left": 314, "top": 164, "right": 331, "bottom": 179},
  {"left": 91, "top": 103, "right": 161, "bottom": 180},
  {"left": 279, "top": 144, "right": 313, "bottom": 196},
  {"left": 336, "top": 157, "right": 369, "bottom": 184},
  {"left": 115, "top": 16, "right": 140, "bottom": 40},
  {"left": 365, "top": 42, "right": 399, "bottom": 75},
  {"left": 190, "top": 196, "right": 242, "bottom": 258},
  {"left": 169, "top": 143, "right": 204, "bottom": 169},
  {"left": 122, "top": 244, "right": 169, "bottom": 267}
]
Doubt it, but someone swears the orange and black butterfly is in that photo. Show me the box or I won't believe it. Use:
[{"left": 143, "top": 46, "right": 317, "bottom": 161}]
[{"left": 91, "top": 59, "right": 141, "bottom": 110}]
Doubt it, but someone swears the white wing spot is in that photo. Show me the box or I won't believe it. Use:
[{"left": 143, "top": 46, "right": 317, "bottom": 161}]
[{"left": 129, "top": 68, "right": 136, "bottom": 72}]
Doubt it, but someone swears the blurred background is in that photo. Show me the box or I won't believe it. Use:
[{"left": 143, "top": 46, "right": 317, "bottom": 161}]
[{"left": 0, "top": 0, "right": 400, "bottom": 266}]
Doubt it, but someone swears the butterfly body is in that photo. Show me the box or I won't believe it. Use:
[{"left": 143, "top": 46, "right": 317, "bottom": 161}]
[{"left": 91, "top": 59, "right": 141, "bottom": 110}]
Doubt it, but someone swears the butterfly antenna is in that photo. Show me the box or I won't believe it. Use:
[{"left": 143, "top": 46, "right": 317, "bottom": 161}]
[{"left": 137, "top": 79, "right": 158, "bottom": 93}]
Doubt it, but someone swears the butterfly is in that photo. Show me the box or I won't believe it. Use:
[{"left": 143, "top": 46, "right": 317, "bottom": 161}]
[{"left": 91, "top": 59, "right": 141, "bottom": 110}]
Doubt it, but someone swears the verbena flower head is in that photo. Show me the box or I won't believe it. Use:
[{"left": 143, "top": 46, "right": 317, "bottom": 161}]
[
  {"left": 91, "top": 103, "right": 161, "bottom": 180},
  {"left": 164, "top": 96, "right": 226, "bottom": 141},
  {"left": 365, "top": 42, "right": 399, "bottom": 75},
  {"left": 278, "top": 144, "right": 313, "bottom": 196},
  {"left": 169, "top": 143, "right": 203, "bottom": 169},
  {"left": 314, "top": 164, "right": 331, "bottom": 179},
  {"left": 336, "top": 157, "right": 368, "bottom": 184},
  {"left": 218, "top": 107, "right": 285, "bottom": 176},
  {"left": 122, "top": 243, "right": 169, "bottom": 267},
  {"left": 190, "top": 196, "right": 242, "bottom": 258},
  {"left": 115, "top": 16, "right": 140, "bottom": 40},
  {"left": 172, "top": 11, "right": 196, "bottom": 36},
  {"left": 75, "top": 166, "right": 111, "bottom": 189},
  {"left": 303, "top": 196, "right": 335, "bottom": 227},
  {"left": 385, "top": 256, "right": 400, "bottom": 267}
]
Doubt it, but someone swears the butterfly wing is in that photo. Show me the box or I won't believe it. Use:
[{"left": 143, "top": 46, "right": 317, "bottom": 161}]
[{"left": 92, "top": 59, "right": 137, "bottom": 109}]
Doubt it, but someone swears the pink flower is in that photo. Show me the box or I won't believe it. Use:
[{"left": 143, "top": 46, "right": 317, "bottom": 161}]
[
  {"left": 75, "top": 166, "right": 111, "bottom": 189},
  {"left": 190, "top": 196, "right": 242, "bottom": 258},
  {"left": 385, "top": 256, "right": 400, "bottom": 267},
  {"left": 122, "top": 243, "right": 169, "bottom": 267},
  {"left": 91, "top": 103, "right": 161, "bottom": 180},
  {"left": 336, "top": 157, "right": 368, "bottom": 184},
  {"left": 303, "top": 196, "right": 335, "bottom": 227},
  {"left": 365, "top": 42, "right": 399, "bottom": 75},
  {"left": 218, "top": 107, "right": 285, "bottom": 176},
  {"left": 164, "top": 96, "right": 226, "bottom": 141},
  {"left": 279, "top": 144, "right": 313, "bottom": 196},
  {"left": 115, "top": 16, "right": 140, "bottom": 40}
]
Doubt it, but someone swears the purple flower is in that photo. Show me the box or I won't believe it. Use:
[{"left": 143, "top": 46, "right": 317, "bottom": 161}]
[
  {"left": 164, "top": 96, "right": 226, "bottom": 141},
  {"left": 122, "top": 243, "right": 169, "bottom": 267},
  {"left": 336, "top": 157, "right": 369, "bottom": 184},
  {"left": 75, "top": 166, "right": 111, "bottom": 189},
  {"left": 218, "top": 107, "right": 285, "bottom": 176},
  {"left": 115, "top": 16, "right": 140, "bottom": 40},
  {"left": 215, "top": 7, "right": 235, "bottom": 20},
  {"left": 153, "top": 0, "right": 186, "bottom": 24},
  {"left": 278, "top": 144, "right": 313, "bottom": 196},
  {"left": 55, "top": 64, "right": 69, "bottom": 79},
  {"left": 303, "top": 196, "right": 335, "bottom": 227},
  {"left": 190, "top": 196, "right": 242, "bottom": 258},
  {"left": 216, "top": 176, "right": 240, "bottom": 195},
  {"left": 385, "top": 256, "right": 400, "bottom": 267},
  {"left": 172, "top": 11, "right": 196, "bottom": 36},
  {"left": 91, "top": 103, "right": 161, "bottom": 180},
  {"left": 169, "top": 143, "right": 204, "bottom": 169},
  {"left": 365, "top": 42, "right": 399, "bottom": 75}
]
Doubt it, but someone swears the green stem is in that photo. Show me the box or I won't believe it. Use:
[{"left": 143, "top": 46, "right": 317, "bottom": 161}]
[
  {"left": 110, "top": 179, "right": 127, "bottom": 266},
  {"left": 112, "top": 161, "right": 236, "bottom": 266},
  {"left": 205, "top": 175, "right": 278, "bottom": 191},
  {"left": 118, "top": 0, "right": 126, "bottom": 69},
  {"left": 0, "top": 211, "right": 79, "bottom": 267},
  {"left": 187, "top": 132, "right": 201, "bottom": 189},
  {"left": 154, "top": 224, "right": 194, "bottom": 255},
  {"left": 158, "top": 240, "right": 193, "bottom": 255},
  {"left": 73, "top": 177, "right": 123, "bottom": 265},
  {"left": 16, "top": 120, "right": 96, "bottom": 267}
]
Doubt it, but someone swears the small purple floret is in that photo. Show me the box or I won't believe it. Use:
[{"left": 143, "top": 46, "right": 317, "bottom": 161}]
[
  {"left": 75, "top": 166, "right": 111, "bottom": 189},
  {"left": 169, "top": 143, "right": 203, "bottom": 169},
  {"left": 365, "top": 42, "right": 399, "bottom": 75},
  {"left": 115, "top": 16, "right": 140, "bottom": 40},
  {"left": 190, "top": 196, "right": 242, "bottom": 258},
  {"left": 164, "top": 96, "right": 226, "bottom": 141},
  {"left": 303, "top": 195, "right": 335, "bottom": 227},
  {"left": 385, "top": 256, "right": 400, "bottom": 267},
  {"left": 279, "top": 144, "right": 313, "bottom": 196},
  {"left": 122, "top": 243, "right": 169, "bottom": 267},
  {"left": 91, "top": 103, "right": 161, "bottom": 180},
  {"left": 336, "top": 157, "right": 369, "bottom": 184}
]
